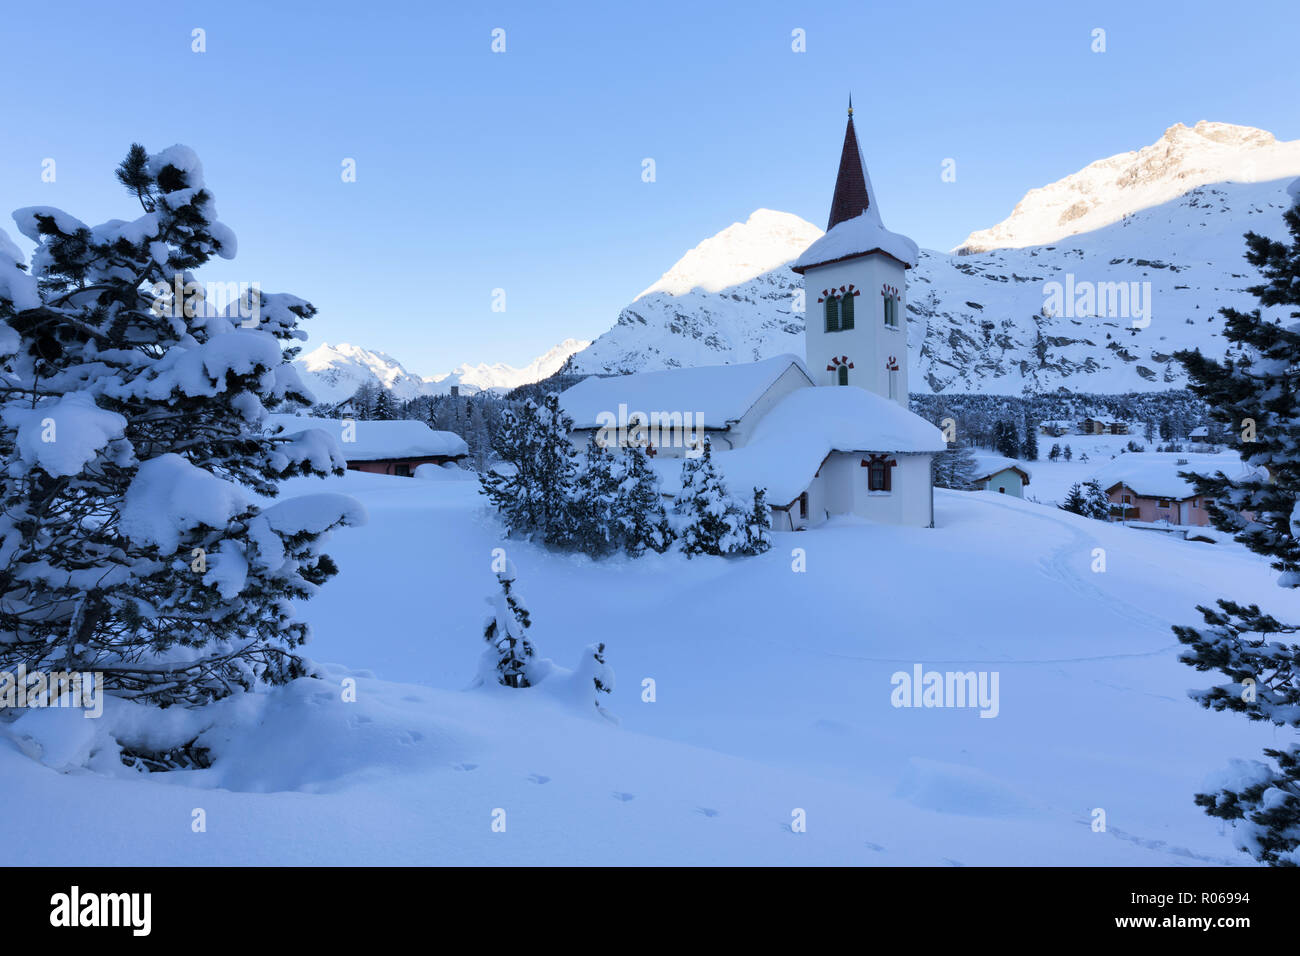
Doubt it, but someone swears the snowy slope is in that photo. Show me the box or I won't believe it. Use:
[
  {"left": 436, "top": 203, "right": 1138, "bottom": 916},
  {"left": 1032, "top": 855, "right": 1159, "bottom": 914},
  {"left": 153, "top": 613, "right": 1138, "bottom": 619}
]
[
  {"left": 295, "top": 338, "right": 589, "bottom": 405},
  {"left": 957, "top": 121, "right": 1300, "bottom": 253},
  {"left": 4, "top": 472, "right": 1293, "bottom": 865},
  {"left": 566, "top": 123, "right": 1300, "bottom": 394}
]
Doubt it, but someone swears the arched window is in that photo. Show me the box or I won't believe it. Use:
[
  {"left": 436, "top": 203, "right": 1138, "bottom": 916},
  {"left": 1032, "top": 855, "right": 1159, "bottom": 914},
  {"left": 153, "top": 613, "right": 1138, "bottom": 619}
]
[
  {"left": 837, "top": 364, "right": 849, "bottom": 386},
  {"left": 825, "top": 295, "right": 840, "bottom": 332},
  {"left": 840, "top": 293, "right": 855, "bottom": 330},
  {"left": 888, "top": 367, "right": 898, "bottom": 399}
]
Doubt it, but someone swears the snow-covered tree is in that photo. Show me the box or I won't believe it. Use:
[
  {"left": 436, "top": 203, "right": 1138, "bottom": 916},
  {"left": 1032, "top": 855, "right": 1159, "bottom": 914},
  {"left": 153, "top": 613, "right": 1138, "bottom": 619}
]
[
  {"left": 1170, "top": 180, "right": 1300, "bottom": 865},
  {"left": 1063, "top": 444, "right": 1073, "bottom": 461},
  {"left": 1048, "top": 443, "right": 1061, "bottom": 462},
  {"left": 575, "top": 641, "right": 616, "bottom": 721},
  {"left": 1060, "top": 479, "right": 1109, "bottom": 520},
  {"left": 933, "top": 442, "right": 980, "bottom": 490},
  {"left": 739, "top": 487, "right": 773, "bottom": 555},
  {"left": 0, "top": 143, "right": 359, "bottom": 707},
  {"left": 616, "top": 445, "right": 674, "bottom": 557},
  {"left": 479, "top": 393, "right": 578, "bottom": 546},
  {"left": 372, "top": 388, "right": 395, "bottom": 421},
  {"left": 480, "top": 561, "right": 535, "bottom": 688},
  {"left": 674, "top": 440, "right": 745, "bottom": 557},
  {"left": 570, "top": 435, "right": 624, "bottom": 557},
  {"left": 994, "top": 419, "right": 1021, "bottom": 459}
]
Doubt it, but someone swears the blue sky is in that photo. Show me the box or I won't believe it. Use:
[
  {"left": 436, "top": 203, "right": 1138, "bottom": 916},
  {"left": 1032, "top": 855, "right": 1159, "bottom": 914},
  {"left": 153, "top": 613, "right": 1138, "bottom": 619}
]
[{"left": 4, "top": 0, "right": 1297, "bottom": 373}]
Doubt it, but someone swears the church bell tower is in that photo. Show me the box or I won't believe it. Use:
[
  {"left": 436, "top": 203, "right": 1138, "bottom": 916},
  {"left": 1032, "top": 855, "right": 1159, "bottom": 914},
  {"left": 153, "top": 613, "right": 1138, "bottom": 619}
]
[{"left": 791, "top": 99, "right": 918, "bottom": 408}]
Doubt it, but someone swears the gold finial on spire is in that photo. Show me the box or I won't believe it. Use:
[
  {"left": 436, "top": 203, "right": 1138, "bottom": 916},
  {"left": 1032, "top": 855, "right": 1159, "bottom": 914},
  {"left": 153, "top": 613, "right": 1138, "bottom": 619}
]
[{"left": 847, "top": 93, "right": 853, "bottom": 117}]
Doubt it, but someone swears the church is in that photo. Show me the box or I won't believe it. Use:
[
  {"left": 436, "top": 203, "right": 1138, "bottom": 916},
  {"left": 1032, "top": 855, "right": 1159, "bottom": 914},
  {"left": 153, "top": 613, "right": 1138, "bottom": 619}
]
[{"left": 559, "top": 103, "right": 945, "bottom": 530}]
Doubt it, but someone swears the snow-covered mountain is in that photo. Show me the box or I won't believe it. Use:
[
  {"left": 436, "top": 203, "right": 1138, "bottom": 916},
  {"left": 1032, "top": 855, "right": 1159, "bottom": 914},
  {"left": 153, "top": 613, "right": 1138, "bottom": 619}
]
[
  {"left": 565, "top": 123, "right": 1300, "bottom": 394},
  {"left": 295, "top": 338, "right": 589, "bottom": 405},
  {"left": 957, "top": 121, "right": 1300, "bottom": 254}
]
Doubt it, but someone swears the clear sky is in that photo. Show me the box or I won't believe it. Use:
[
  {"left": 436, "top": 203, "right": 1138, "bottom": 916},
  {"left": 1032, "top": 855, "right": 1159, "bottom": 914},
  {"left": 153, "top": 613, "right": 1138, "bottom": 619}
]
[{"left": 3, "top": 0, "right": 1297, "bottom": 373}]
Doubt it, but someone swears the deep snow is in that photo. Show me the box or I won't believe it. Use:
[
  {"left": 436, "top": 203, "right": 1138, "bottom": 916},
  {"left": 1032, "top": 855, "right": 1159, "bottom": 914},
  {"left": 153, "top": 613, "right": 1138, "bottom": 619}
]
[{"left": 3, "top": 470, "right": 1293, "bottom": 865}]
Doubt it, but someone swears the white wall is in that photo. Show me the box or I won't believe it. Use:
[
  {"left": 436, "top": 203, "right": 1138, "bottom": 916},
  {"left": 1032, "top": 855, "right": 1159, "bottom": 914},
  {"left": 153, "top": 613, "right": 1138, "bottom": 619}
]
[{"left": 802, "top": 253, "right": 909, "bottom": 406}]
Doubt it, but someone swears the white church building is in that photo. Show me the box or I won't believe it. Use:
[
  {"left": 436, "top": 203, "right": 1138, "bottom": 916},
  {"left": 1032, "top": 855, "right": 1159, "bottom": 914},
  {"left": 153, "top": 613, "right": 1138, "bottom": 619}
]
[{"left": 559, "top": 103, "right": 945, "bottom": 530}]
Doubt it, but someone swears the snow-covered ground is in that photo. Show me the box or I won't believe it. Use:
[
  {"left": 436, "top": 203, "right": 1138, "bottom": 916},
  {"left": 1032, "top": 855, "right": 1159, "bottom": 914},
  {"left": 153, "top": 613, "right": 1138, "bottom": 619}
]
[{"left": 3, "top": 470, "right": 1291, "bottom": 865}]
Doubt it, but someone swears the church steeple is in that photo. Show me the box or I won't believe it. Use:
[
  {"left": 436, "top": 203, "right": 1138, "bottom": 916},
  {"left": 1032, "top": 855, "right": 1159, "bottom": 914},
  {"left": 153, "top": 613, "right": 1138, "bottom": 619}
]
[{"left": 826, "top": 100, "right": 872, "bottom": 231}]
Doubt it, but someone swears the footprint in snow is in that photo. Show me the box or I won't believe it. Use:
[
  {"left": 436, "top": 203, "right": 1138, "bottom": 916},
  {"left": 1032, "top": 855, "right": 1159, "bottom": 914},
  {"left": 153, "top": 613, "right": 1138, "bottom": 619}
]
[
  {"left": 696, "top": 807, "right": 720, "bottom": 818},
  {"left": 528, "top": 774, "right": 550, "bottom": 784},
  {"left": 452, "top": 762, "right": 478, "bottom": 772},
  {"left": 943, "top": 858, "right": 965, "bottom": 867},
  {"left": 864, "top": 842, "right": 885, "bottom": 852},
  {"left": 612, "top": 792, "right": 635, "bottom": 802}
]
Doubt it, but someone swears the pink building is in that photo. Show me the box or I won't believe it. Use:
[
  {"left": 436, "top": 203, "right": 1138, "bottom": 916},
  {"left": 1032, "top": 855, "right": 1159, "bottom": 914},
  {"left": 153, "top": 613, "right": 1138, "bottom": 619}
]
[{"left": 1093, "top": 456, "right": 1221, "bottom": 527}]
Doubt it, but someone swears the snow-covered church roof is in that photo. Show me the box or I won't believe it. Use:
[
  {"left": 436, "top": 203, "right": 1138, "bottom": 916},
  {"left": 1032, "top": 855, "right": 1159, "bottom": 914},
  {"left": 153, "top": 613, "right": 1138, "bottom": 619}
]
[
  {"left": 559, "top": 354, "right": 813, "bottom": 430},
  {"left": 791, "top": 107, "right": 919, "bottom": 273},
  {"left": 652, "top": 385, "right": 946, "bottom": 506},
  {"left": 266, "top": 414, "right": 468, "bottom": 461}
]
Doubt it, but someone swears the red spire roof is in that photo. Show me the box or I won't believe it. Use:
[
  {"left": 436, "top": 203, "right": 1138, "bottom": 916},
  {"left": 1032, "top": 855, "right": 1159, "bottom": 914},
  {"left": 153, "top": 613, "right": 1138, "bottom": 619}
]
[{"left": 826, "top": 111, "right": 871, "bottom": 231}]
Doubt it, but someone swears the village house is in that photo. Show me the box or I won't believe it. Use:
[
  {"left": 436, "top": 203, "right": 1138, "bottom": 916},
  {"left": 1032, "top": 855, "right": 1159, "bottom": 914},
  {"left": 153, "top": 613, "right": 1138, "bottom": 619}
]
[
  {"left": 1092, "top": 457, "right": 1215, "bottom": 526},
  {"left": 971, "top": 455, "right": 1031, "bottom": 497},
  {"left": 1078, "top": 417, "right": 1130, "bottom": 436},
  {"left": 558, "top": 101, "right": 946, "bottom": 529},
  {"left": 268, "top": 415, "right": 468, "bottom": 477}
]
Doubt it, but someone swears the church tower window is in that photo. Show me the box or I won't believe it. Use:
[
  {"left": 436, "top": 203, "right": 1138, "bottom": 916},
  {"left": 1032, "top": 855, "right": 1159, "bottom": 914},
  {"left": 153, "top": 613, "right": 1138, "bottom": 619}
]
[
  {"left": 825, "top": 294, "right": 840, "bottom": 332},
  {"left": 837, "top": 364, "right": 849, "bottom": 386},
  {"left": 840, "top": 292, "right": 854, "bottom": 330}
]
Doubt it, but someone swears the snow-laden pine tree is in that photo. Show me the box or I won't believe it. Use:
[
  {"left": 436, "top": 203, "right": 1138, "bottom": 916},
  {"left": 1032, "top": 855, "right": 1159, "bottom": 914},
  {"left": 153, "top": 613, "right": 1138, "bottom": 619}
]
[
  {"left": 480, "top": 560, "right": 535, "bottom": 688},
  {"left": 933, "top": 442, "right": 979, "bottom": 490},
  {"left": 1059, "top": 480, "right": 1109, "bottom": 520},
  {"left": 1171, "top": 179, "right": 1300, "bottom": 865},
  {"left": 372, "top": 388, "right": 395, "bottom": 421},
  {"left": 570, "top": 435, "right": 624, "bottom": 557},
  {"left": 739, "top": 487, "right": 772, "bottom": 554},
  {"left": 0, "top": 144, "right": 360, "bottom": 706},
  {"left": 674, "top": 440, "right": 745, "bottom": 557},
  {"left": 575, "top": 641, "right": 616, "bottom": 721},
  {"left": 617, "top": 445, "right": 674, "bottom": 557},
  {"left": 480, "top": 394, "right": 579, "bottom": 546}
]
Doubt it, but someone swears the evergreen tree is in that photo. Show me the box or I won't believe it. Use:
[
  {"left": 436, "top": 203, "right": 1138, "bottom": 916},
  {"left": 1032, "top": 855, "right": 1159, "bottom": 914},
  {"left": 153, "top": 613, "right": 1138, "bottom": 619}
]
[
  {"left": 617, "top": 445, "right": 674, "bottom": 556},
  {"left": 1048, "top": 443, "right": 1062, "bottom": 462},
  {"left": 1022, "top": 412, "right": 1039, "bottom": 461},
  {"left": 569, "top": 435, "right": 623, "bottom": 557},
  {"left": 0, "top": 144, "right": 358, "bottom": 707},
  {"left": 739, "top": 487, "right": 773, "bottom": 555},
  {"left": 674, "top": 440, "right": 745, "bottom": 557},
  {"left": 480, "top": 561, "right": 535, "bottom": 688},
  {"left": 478, "top": 393, "right": 578, "bottom": 546},
  {"left": 372, "top": 388, "right": 395, "bottom": 421},
  {"left": 1060, "top": 480, "right": 1109, "bottom": 520},
  {"left": 1063, "top": 444, "right": 1073, "bottom": 461},
  {"left": 576, "top": 641, "right": 616, "bottom": 720},
  {"left": 1170, "top": 180, "right": 1300, "bottom": 865},
  {"left": 933, "top": 442, "right": 980, "bottom": 490},
  {"left": 994, "top": 418, "right": 1021, "bottom": 459}
]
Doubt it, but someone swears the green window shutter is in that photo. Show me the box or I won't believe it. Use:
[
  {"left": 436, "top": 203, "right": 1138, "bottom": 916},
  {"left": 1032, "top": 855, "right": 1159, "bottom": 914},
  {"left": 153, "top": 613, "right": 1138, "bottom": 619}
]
[
  {"left": 825, "top": 296, "right": 839, "bottom": 332},
  {"left": 837, "top": 364, "right": 849, "bottom": 386},
  {"left": 841, "top": 293, "right": 855, "bottom": 330}
]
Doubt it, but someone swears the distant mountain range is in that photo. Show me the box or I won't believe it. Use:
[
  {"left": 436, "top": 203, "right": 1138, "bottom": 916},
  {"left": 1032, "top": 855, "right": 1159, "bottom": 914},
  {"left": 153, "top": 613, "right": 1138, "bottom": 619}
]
[
  {"left": 298, "top": 121, "right": 1300, "bottom": 399},
  {"left": 563, "top": 121, "right": 1300, "bottom": 394},
  {"left": 294, "top": 338, "right": 589, "bottom": 406}
]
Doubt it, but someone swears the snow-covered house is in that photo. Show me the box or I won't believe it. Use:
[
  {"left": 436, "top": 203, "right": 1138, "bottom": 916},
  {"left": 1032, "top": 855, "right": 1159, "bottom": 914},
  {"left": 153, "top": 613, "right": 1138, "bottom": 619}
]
[
  {"left": 558, "top": 102, "right": 945, "bottom": 528},
  {"left": 268, "top": 415, "right": 467, "bottom": 477},
  {"left": 971, "top": 455, "right": 1031, "bottom": 497},
  {"left": 1093, "top": 457, "right": 1214, "bottom": 526}
]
